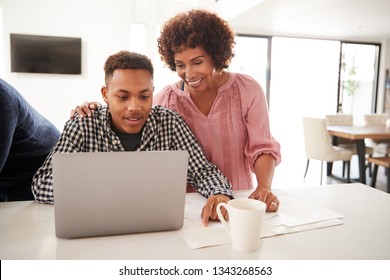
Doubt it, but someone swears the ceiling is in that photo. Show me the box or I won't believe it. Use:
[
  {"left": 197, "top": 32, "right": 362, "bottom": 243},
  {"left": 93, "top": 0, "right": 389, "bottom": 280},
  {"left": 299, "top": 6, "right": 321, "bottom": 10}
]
[
  {"left": 226, "top": 0, "right": 390, "bottom": 41},
  {"left": 177, "top": 0, "right": 390, "bottom": 42}
]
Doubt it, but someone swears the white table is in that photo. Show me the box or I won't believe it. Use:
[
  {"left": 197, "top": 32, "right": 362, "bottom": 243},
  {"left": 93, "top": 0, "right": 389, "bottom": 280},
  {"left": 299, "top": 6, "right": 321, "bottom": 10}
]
[{"left": 1, "top": 183, "right": 390, "bottom": 259}]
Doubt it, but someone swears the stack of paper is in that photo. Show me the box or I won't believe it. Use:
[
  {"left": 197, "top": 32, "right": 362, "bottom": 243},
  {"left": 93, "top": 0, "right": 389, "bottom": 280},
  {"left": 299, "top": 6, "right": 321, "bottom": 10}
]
[{"left": 179, "top": 190, "right": 344, "bottom": 249}]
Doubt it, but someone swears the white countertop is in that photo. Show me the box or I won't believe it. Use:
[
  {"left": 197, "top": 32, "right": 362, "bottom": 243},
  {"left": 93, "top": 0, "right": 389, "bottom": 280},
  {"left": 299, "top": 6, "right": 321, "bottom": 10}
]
[{"left": 1, "top": 183, "right": 389, "bottom": 259}]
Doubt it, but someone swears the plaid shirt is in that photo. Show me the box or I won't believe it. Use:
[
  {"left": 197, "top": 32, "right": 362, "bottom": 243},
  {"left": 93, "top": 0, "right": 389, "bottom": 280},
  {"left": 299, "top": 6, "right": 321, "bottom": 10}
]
[{"left": 32, "top": 105, "right": 232, "bottom": 204}]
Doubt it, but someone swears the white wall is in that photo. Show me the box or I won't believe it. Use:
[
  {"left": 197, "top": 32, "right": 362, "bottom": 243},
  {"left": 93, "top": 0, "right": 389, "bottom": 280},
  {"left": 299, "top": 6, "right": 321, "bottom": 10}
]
[
  {"left": 1, "top": 0, "right": 135, "bottom": 129},
  {"left": 2, "top": 0, "right": 390, "bottom": 130},
  {"left": 0, "top": 0, "right": 193, "bottom": 130}
]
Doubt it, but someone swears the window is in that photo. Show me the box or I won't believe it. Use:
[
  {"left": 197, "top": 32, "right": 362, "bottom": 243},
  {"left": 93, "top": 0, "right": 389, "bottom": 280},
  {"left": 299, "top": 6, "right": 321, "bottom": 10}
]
[
  {"left": 233, "top": 35, "right": 381, "bottom": 185},
  {"left": 229, "top": 35, "right": 270, "bottom": 101},
  {"left": 153, "top": 24, "right": 177, "bottom": 92},
  {"left": 338, "top": 42, "right": 380, "bottom": 125},
  {"left": 130, "top": 23, "right": 146, "bottom": 54}
]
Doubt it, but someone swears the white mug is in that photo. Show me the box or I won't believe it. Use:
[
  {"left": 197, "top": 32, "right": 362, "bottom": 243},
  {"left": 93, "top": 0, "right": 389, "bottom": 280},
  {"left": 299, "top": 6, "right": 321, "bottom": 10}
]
[{"left": 216, "top": 198, "right": 266, "bottom": 252}]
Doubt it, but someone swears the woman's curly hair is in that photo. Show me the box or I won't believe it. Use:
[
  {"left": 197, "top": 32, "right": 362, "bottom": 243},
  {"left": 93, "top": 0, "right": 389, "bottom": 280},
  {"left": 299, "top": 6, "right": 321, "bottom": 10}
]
[{"left": 157, "top": 9, "right": 235, "bottom": 72}]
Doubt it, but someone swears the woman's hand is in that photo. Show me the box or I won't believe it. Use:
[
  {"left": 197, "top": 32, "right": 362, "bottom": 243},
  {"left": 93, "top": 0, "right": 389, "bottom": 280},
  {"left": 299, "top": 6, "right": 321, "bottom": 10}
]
[
  {"left": 249, "top": 187, "right": 279, "bottom": 212},
  {"left": 70, "top": 102, "right": 101, "bottom": 119}
]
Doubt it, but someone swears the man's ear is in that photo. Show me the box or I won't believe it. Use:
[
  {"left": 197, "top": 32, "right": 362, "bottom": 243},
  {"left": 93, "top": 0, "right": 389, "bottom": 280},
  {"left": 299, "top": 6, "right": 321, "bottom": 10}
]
[{"left": 101, "top": 86, "right": 108, "bottom": 104}]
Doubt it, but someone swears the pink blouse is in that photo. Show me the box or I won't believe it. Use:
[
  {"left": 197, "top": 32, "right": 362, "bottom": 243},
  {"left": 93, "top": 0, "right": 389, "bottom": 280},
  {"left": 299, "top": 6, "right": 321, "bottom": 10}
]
[{"left": 154, "top": 73, "right": 281, "bottom": 190}]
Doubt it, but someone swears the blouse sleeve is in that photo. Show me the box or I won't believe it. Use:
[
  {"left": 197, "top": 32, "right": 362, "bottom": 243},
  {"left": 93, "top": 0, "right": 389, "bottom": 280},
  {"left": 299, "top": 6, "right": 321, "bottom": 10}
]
[{"left": 239, "top": 75, "right": 281, "bottom": 171}]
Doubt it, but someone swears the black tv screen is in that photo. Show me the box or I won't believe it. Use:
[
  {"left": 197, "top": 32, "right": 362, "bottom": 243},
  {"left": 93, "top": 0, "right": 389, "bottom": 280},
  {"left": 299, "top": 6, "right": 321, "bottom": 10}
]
[{"left": 10, "top": 34, "right": 82, "bottom": 74}]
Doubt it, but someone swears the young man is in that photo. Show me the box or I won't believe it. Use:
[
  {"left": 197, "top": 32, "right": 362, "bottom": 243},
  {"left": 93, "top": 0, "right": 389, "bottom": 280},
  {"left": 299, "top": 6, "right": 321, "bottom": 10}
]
[
  {"left": 0, "top": 78, "right": 60, "bottom": 201},
  {"left": 32, "top": 51, "right": 232, "bottom": 225}
]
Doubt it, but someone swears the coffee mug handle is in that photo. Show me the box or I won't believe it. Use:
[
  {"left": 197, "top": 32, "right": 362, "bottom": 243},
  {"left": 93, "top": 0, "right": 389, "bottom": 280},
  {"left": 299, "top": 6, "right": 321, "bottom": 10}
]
[{"left": 216, "top": 202, "right": 230, "bottom": 233}]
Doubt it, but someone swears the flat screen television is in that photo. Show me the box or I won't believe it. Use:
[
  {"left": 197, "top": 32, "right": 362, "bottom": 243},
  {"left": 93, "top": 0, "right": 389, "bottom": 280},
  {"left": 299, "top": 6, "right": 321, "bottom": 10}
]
[{"left": 10, "top": 34, "right": 82, "bottom": 74}]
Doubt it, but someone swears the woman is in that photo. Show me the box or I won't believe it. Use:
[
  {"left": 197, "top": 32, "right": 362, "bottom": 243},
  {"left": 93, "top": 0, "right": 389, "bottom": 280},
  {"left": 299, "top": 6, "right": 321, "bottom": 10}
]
[
  {"left": 156, "top": 9, "right": 281, "bottom": 211},
  {"left": 73, "top": 9, "right": 281, "bottom": 212}
]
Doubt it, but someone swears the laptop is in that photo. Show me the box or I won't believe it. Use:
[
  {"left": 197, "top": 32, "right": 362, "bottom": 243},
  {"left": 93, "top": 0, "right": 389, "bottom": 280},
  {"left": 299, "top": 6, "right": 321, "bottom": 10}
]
[{"left": 52, "top": 150, "right": 189, "bottom": 238}]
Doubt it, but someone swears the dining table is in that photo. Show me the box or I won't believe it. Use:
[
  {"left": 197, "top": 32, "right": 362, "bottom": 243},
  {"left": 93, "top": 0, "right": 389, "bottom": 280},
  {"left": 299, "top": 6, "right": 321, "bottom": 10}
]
[{"left": 327, "top": 125, "right": 390, "bottom": 184}]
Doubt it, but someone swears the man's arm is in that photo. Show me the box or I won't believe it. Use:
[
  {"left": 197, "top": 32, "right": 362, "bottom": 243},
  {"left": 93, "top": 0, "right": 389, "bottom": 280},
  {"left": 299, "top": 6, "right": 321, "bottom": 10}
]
[
  {"left": 32, "top": 119, "right": 83, "bottom": 204},
  {"left": 174, "top": 115, "right": 233, "bottom": 197},
  {"left": 0, "top": 95, "right": 18, "bottom": 173},
  {"left": 172, "top": 113, "right": 233, "bottom": 225},
  {"left": 0, "top": 117, "right": 17, "bottom": 173}
]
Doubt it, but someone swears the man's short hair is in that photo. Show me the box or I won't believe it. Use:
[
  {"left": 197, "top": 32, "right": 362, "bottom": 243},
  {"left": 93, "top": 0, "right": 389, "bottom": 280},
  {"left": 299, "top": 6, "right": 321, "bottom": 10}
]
[{"left": 104, "top": 51, "right": 154, "bottom": 85}]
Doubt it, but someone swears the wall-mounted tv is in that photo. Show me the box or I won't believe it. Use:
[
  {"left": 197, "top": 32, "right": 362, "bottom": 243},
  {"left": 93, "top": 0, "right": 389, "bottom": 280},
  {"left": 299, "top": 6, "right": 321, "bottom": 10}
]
[{"left": 10, "top": 33, "right": 82, "bottom": 74}]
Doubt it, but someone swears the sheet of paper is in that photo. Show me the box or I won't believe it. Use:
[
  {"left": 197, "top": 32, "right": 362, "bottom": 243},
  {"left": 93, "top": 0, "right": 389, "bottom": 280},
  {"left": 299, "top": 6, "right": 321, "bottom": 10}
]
[
  {"left": 266, "top": 194, "right": 344, "bottom": 227},
  {"left": 178, "top": 190, "right": 345, "bottom": 249}
]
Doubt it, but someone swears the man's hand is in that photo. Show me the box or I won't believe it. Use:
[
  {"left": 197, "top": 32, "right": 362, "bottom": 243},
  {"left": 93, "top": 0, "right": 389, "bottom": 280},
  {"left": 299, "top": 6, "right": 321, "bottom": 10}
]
[
  {"left": 249, "top": 187, "right": 279, "bottom": 212},
  {"left": 201, "top": 194, "right": 231, "bottom": 226},
  {"left": 70, "top": 102, "right": 101, "bottom": 119}
]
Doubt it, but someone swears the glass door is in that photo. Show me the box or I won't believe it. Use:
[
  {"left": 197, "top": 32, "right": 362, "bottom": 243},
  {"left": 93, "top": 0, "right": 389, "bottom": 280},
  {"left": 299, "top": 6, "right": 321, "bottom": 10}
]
[
  {"left": 228, "top": 35, "right": 381, "bottom": 186},
  {"left": 229, "top": 35, "right": 270, "bottom": 101},
  {"left": 269, "top": 37, "right": 341, "bottom": 185},
  {"left": 338, "top": 43, "right": 380, "bottom": 125}
]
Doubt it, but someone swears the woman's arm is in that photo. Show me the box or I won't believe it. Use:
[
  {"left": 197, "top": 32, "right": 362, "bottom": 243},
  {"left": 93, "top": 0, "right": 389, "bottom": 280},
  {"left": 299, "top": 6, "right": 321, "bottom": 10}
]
[
  {"left": 249, "top": 154, "right": 279, "bottom": 212},
  {"left": 70, "top": 102, "right": 101, "bottom": 119}
]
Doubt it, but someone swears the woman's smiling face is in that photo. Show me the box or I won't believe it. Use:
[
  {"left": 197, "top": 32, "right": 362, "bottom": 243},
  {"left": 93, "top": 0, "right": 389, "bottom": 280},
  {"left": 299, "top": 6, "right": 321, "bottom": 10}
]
[{"left": 174, "top": 46, "right": 217, "bottom": 93}]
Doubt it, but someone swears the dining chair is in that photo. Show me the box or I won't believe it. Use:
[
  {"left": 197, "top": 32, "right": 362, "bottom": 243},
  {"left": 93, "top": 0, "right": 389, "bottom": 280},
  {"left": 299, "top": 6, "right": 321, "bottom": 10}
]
[
  {"left": 302, "top": 117, "right": 352, "bottom": 184},
  {"left": 366, "top": 156, "right": 390, "bottom": 193},
  {"left": 325, "top": 114, "right": 374, "bottom": 177},
  {"left": 325, "top": 114, "right": 354, "bottom": 126},
  {"left": 364, "top": 113, "right": 390, "bottom": 156},
  {"left": 364, "top": 113, "right": 389, "bottom": 126},
  {"left": 325, "top": 114, "right": 354, "bottom": 148}
]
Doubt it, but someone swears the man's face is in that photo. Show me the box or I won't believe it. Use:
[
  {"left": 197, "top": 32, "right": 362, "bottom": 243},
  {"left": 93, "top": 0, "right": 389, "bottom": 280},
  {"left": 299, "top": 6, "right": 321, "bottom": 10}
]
[{"left": 101, "top": 69, "right": 154, "bottom": 134}]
